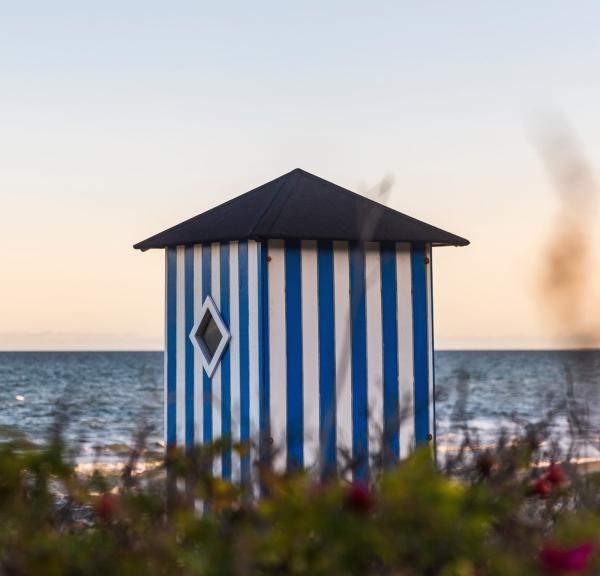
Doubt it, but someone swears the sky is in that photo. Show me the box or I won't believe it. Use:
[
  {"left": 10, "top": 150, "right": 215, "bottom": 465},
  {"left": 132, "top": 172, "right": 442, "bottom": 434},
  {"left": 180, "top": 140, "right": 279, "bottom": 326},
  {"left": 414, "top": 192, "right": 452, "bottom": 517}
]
[{"left": 1, "top": 1, "right": 599, "bottom": 350}]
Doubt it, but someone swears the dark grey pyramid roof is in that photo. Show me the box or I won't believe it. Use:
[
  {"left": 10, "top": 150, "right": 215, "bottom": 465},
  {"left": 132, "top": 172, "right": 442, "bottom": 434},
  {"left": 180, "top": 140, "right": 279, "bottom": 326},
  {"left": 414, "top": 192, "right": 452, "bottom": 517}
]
[{"left": 134, "top": 168, "right": 469, "bottom": 251}]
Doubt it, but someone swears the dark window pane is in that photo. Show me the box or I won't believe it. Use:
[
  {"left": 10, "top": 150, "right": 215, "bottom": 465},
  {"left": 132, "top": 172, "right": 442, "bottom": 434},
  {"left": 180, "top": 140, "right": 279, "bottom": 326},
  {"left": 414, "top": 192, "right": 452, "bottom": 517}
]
[{"left": 200, "top": 315, "right": 221, "bottom": 360}]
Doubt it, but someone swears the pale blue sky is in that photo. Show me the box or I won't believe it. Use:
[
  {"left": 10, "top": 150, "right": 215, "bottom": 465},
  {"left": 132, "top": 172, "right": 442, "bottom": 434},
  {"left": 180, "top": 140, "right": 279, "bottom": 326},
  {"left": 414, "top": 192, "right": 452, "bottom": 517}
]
[{"left": 1, "top": 2, "right": 599, "bottom": 349}]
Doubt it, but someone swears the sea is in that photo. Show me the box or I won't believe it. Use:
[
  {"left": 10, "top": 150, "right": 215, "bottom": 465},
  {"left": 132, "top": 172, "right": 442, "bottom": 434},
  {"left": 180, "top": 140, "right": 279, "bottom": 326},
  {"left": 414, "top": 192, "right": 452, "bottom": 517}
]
[{"left": 1, "top": 351, "right": 600, "bottom": 470}]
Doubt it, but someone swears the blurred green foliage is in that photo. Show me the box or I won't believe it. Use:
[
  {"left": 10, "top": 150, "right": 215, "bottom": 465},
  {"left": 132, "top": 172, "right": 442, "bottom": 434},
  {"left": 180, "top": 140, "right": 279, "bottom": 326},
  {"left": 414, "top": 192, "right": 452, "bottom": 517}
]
[{"left": 0, "top": 425, "right": 598, "bottom": 575}]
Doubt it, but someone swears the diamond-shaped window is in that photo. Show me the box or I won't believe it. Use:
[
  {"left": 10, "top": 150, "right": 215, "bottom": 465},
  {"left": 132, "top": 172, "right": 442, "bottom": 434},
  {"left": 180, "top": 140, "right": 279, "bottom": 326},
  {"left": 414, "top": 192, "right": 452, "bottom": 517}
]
[{"left": 190, "top": 296, "right": 230, "bottom": 377}]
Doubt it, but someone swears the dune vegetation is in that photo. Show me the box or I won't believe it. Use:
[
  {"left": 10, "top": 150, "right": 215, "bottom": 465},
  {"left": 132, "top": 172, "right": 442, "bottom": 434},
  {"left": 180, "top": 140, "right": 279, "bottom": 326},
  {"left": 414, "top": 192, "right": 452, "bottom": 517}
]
[{"left": 1, "top": 415, "right": 600, "bottom": 576}]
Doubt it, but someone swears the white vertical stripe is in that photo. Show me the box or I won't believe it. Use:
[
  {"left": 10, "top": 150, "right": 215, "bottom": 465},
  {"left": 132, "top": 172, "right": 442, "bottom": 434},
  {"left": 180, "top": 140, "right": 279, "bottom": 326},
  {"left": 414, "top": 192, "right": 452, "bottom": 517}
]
[
  {"left": 396, "top": 243, "right": 414, "bottom": 458},
  {"left": 175, "top": 246, "right": 186, "bottom": 447},
  {"left": 211, "top": 243, "right": 222, "bottom": 475},
  {"left": 247, "top": 241, "right": 260, "bottom": 480},
  {"left": 426, "top": 244, "right": 434, "bottom": 442},
  {"left": 229, "top": 242, "right": 241, "bottom": 481},
  {"left": 268, "top": 240, "right": 287, "bottom": 472},
  {"left": 301, "top": 241, "right": 319, "bottom": 468},
  {"left": 193, "top": 244, "right": 203, "bottom": 445},
  {"left": 333, "top": 241, "right": 352, "bottom": 465},
  {"left": 365, "top": 243, "right": 383, "bottom": 456}
]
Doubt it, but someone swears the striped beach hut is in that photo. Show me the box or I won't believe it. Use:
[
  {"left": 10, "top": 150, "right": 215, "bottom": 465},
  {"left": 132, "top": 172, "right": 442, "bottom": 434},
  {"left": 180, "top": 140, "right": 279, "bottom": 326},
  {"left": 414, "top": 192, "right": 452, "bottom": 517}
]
[{"left": 134, "top": 168, "right": 468, "bottom": 482}]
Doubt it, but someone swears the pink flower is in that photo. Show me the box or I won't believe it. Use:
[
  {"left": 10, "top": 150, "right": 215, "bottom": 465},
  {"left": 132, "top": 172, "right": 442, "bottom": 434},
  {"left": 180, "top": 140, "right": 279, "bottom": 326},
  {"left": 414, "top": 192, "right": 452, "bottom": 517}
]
[
  {"left": 345, "top": 481, "right": 375, "bottom": 514},
  {"left": 539, "top": 542, "right": 594, "bottom": 573}
]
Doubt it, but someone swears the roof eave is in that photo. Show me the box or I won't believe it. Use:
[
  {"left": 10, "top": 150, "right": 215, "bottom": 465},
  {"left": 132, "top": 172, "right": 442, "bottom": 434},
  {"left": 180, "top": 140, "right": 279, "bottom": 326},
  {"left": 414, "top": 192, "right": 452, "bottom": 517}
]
[{"left": 134, "top": 234, "right": 470, "bottom": 251}]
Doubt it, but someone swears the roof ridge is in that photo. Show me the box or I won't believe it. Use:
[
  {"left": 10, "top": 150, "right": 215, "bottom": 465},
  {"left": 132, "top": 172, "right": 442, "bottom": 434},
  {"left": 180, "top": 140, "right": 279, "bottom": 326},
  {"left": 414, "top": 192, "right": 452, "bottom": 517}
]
[
  {"left": 261, "top": 169, "right": 304, "bottom": 237},
  {"left": 248, "top": 169, "right": 297, "bottom": 239}
]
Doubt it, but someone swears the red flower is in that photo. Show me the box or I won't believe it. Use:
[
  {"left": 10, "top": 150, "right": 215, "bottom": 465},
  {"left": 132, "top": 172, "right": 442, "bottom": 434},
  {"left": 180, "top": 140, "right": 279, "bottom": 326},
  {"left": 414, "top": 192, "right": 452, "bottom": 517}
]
[
  {"left": 547, "top": 463, "right": 566, "bottom": 487},
  {"left": 96, "top": 492, "right": 118, "bottom": 523},
  {"left": 531, "top": 477, "right": 552, "bottom": 498},
  {"left": 540, "top": 542, "right": 594, "bottom": 573},
  {"left": 345, "top": 481, "right": 374, "bottom": 514}
]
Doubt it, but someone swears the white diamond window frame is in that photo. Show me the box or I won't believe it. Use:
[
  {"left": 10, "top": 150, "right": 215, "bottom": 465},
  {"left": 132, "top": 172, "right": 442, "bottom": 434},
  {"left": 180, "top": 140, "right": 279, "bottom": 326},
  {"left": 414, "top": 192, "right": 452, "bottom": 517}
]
[{"left": 190, "top": 295, "right": 231, "bottom": 377}]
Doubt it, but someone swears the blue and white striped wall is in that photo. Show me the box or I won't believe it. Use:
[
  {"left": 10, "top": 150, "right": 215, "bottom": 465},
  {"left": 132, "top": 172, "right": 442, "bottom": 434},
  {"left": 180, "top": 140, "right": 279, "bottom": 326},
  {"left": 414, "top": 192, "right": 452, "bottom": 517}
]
[{"left": 165, "top": 240, "right": 434, "bottom": 482}]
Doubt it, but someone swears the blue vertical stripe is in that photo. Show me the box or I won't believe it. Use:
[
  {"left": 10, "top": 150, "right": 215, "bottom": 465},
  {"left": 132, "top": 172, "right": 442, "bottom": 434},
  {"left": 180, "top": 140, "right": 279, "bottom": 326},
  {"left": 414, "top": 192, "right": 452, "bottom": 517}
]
[
  {"left": 220, "top": 243, "right": 231, "bottom": 479},
  {"left": 184, "top": 246, "right": 195, "bottom": 450},
  {"left": 411, "top": 243, "right": 429, "bottom": 445},
  {"left": 284, "top": 240, "right": 303, "bottom": 471},
  {"left": 349, "top": 242, "right": 368, "bottom": 481},
  {"left": 257, "top": 242, "right": 270, "bottom": 467},
  {"left": 380, "top": 243, "right": 399, "bottom": 464},
  {"left": 202, "top": 244, "right": 212, "bottom": 446},
  {"left": 317, "top": 241, "right": 336, "bottom": 477},
  {"left": 428, "top": 246, "right": 437, "bottom": 453},
  {"left": 166, "top": 247, "right": 177, "bottom": 448},
  {"left": 238, "top": 241, "right": 251, "bottom": 484}
]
